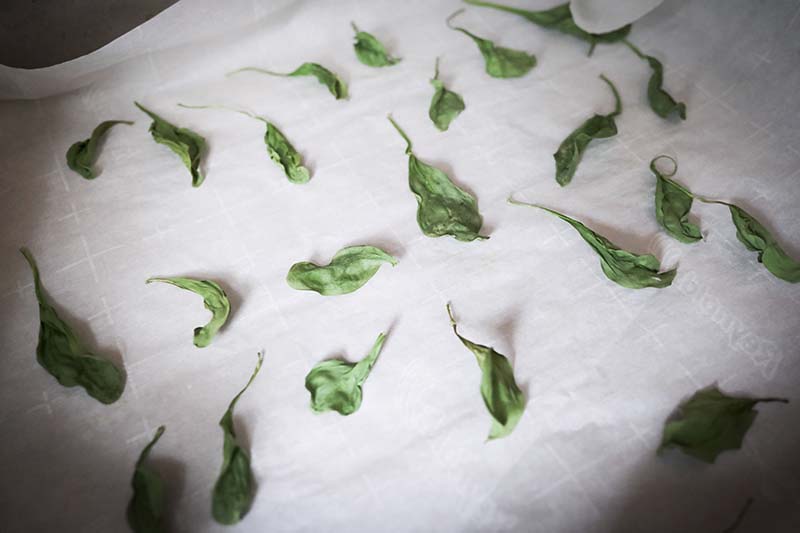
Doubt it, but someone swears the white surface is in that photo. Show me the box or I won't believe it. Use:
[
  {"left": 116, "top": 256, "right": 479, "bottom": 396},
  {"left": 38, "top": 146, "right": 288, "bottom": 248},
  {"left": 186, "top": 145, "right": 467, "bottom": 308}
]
[
  {"left": 1, "top": 1, "right": 799, "bottom": 532},
  {"left": 570, "top": 0, "right": 664, "bottom": 34}
]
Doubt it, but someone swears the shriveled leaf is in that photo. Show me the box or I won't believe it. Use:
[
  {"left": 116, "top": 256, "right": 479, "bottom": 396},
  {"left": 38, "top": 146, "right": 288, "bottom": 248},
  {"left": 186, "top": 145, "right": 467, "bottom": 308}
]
[
  {"left": 212, "top": 352, "right": 263, "bottom": 525},
  {"left": 509, "top": 199, "right": 677, "bottom": 289},
  {"left": 447, "top": 304, "right": 524, "bottom": 440},
  {"left": 287, "top": 245, "right": 397, "bottom": 296},
  {"left": 448, "top": 10, "right": 536, "bottom": 78},
  {"left": 351, "top": 22, "right": 401, "bottom": 67},
  {"left": 726, "top": 204, "right": 800, "bottom": 283},
  {"left": 127, "top": 426, "right": 167, "bottom": 533},
  {"left": 659, "top": 386, "right": 787, "bottom": 463},
  {"left": 464, "top": 0, "right": 631, "bottom": 55},
  {"left": 135, "top": 102, "right": 206, "bottom": 187},
  {"left": 554, "top": 75, "right": 621, "bottom": 186},
  {"left": 624, "top": 40, "right": 686, "bottom": 120},
  {"left": 650, "top": 155, "right": 701, "bottom": 243},
  {"left": 388, "top": 116, "right": 488, "bottom": 241},
  {"left": 229, "top": 63, "right": 348, "bottom": 100},
  {"left": 20, "top": 247, "right": 125, "bottom": 404},
  {"left": 66, "top": 120, "right": 133, "bottom": 179},
  {"left": 305, "top": 332, "right": 387, "bottom": 415},
  {"left": 429, "top": 58, "right": 466, "bottom": 131},
  {"left": 146, "top": 277, "right": 231, "bottom": 347}
]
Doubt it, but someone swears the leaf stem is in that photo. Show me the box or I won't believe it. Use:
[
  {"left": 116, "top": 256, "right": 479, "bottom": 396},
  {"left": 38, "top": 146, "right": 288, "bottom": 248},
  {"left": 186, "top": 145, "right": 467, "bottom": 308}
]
[
  {"left": 650, "top": 155, "right": 678, "bottom": 178},
  {"left": 446, "top": 8, "right": 466, "bottom": 29},
  {"left": 351, "top": 21, "right": 360, "bottom": 33},
  {"left": 227, "top": 66, "right": 286, "bottom": 78},
  {"left": 433, "top": 56, "right": 440, "bottom": 80},
  {"left": 387, "top": 114, "right": 413, "bottom": 155},
  {"left": 622, "top": 38, "right": 648, "bottom": 60},
  {"left": 599, "top": 74, "right": 622, "bottom": 117},
  {"left": 177, "top": 103, "right": 267, "bottom": 123}
]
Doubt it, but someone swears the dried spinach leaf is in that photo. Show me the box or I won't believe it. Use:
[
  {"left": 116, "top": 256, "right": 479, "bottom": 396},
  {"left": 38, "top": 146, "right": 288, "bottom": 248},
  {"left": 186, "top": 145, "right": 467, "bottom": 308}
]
[
  {"left": 388, "top": 115, "right": 488, "bottom": 241},
  {"left": 127, "top": 425, "right": 167, "bottom": 533},
  {"left": 212, "top": 352, "right": 263, "bottom": 525},
  {"left": 464, "top": 0, "right": 631, "bottom": 55},
  {"left": 624, "top": 40, "right": 686, "bottom": 120},
  {"left": 66, "top": 120, "right": 133, "bottom": 180},
  {"left": 554, "top": 74, "right": 621, "bottom": 186},
  {"left": 351, "top": 22, "right": 400, "bottom": 67},
  {"left": 305, "top": 332, "right": 387, "bottom": 415},
  {"left": 650, "top": 155, "right": 701, "bottom": 243},
  {"left": 287, "top": 245, "right": 397, "bottom": 296},
  {"left": 508, "top": 198, "right": 677, "bottom": 289},
  {"left": 659, "top": 385, "right": 787, "bottom": 463},
  {"left": 429, "top": 57, "right": 466, "bottom": 132},
  {"left": 135, "top": 102, "right": 206, "bottom": 187},
  {"left": 20, "top": 247, "right": 125, "bottom": 404},
  {"left": 229, "top": 63, "right": 348, "bottom": 100},
  {"left": 447, "top": 9, "right": 536, "bottom": 78},
  {"left": 146, "top": 277, "right": 231, "bottom": 348},
  {"left": 447, "top": 304, "right": 524, "bottom": 440}
]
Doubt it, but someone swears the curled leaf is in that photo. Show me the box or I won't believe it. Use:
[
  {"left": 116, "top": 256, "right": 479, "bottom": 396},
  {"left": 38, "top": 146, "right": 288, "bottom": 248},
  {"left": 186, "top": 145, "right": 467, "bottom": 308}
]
[
  {"left": 509, "top": 198, "right": 677, "bottom": 289},
  {"left": 212, "top": 352, "right": 263, "bottom": 525},
  {"left": 305, "top": 332, "right": 387, "bottom": 415},
  {"left": 351, "top": 22, "right": 401, "bottom": 67},
  {"left": 429, "top": 57, "right": 466, "bottom": 131},
  {"left": 659, "top": 385, "right": 787, "bottom": 463},
  {"left": 447, "top": 304, "right": 524, "bottom": 440},
  {"left": 229, "top": 63, "right": 348, "bottom": 100},
  {"left": 287, "top": 245, "right": 397, "bottom": 296},
  {"left": 554, "top": 74, "right": 621, "bottom": 186},
  {"left": 66, "top": 120, "right": 133, "bottom": 179},
  {"left": 624, "top": 40, "right": 686, "bottom": 120},
  {"left": 447, "top": 9, "right": 536, "bottom": 78},
  {"left": 127, "top": 426, "right": 167, "bottom": 533},
  {"left": 20, "top": 247, "right": 125, "bottom": 404},
  {"left": 650, "top": 155, "right": 701, "bottom": 243},
  {"left": 135, "top": 102, "right": 206, "bottom": 187},
  {"left": 388, "top": 116, "right": 488, "bottom": 241},
  {"left": 146, "top": 277, "right": 231, "bottom": 348},
  {"left": 463, "top": 0, "right": 631, "bottom": 55}
]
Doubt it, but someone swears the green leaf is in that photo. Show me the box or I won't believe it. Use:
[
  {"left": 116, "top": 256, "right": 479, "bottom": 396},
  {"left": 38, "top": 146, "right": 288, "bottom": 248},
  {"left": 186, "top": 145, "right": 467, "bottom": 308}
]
[
  {"left": 508, "top": 199, "right": 677, "bottom": 289},
  {"left": 463, "top": 0, "right": 631, "bottom": 55},
  {"left": 146, "top": 277, "right": 231, "bottom": 348},
  {"left": 446, "top": 304, "right": 524, "bottom": 440},
  {"left": 650, "top": 155, "right": 701, "bottom": 243},
  {"left": 305, "top": 332, "right": 387, "bottom": 415},
  {"left": 351, "top": 22, "right": 401, "bottom": 67},
  {"left": 287, "top": 245, "right": 397, "bottom": 296},
  {"left": 659, "top": 385, "right": 787, "bottom": 463},
  {"left": 726, "top": 204, "right": 800, "bottom": 283},
  {"left": 66, "top": 120, "right": 133, "bottom": 180},
  {"left": 624, "top": 40, "right": 686, "bottom": 120},
  {"left": 19, "top": 247, "right": 125, "bottom": 404},
  {"left": 127, "top": 426, "right": 167, "bottom": 533},
  {"left": 212, "top": 352, "right": 263, "bottom": 525},
  {"left": 388, "top": 116, "right": 488, "bottom": 241},
  {"left": 429, "top": 57, "right": 466, "bottom": 131},
  {"left": 229, "top": 63, "right": 348, "bottom": 100},
  {"left": 553, "top": 74, "right": 621, "bottom": 186},
  {"left": 135, "top": 102, "right": 206, "bottom": 187},
  {"left": 447, "top": 10, "right": 536, "bottom": 78}
]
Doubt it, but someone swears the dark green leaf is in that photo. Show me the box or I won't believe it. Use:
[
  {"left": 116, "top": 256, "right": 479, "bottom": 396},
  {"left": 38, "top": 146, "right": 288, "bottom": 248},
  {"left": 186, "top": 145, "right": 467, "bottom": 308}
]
[
  {"left": 228, "top": 63, "right": 348, "bottom": 100},
  {"left": 305, "top": 332, "right": 386, "bottom": 415},
  {"left": 66, "top": 120, "right": 133, "bottom": 180},
  {"left": 554, "top": 74, "right": 621, "bottom": 186},
  {"left": 726, "top": 204, "right": 800, "bottom": 283},
  {"left": 429, "top": 57, "right": 466, "bottom": 131},
  {"left": 659, "top": 385, "right": 787, "bottom": 463},
  {"left": 351, "top": 22, "right": 400, "bottom": 67},
  {"left": 127, "top": 426, "right": 166, "bottom": 533},
  {"left": 19, "top": 247, "right": 125, "bottom": 404},
  {"left": 212, "top": 352, "right": 263, "bottom": 525},
  {"left": 388, "top": 116, "right": 488, "bottom": 241},
  {"left": 146, "top": 277, "right": 231, "bottom": 348},
  {"left": 135, "top": 102, "right": 206, "bottom": 187},
  {"left": 508, "top": 199, "right": 677, "bottom": 289},
  {"left": 447, "top": 10, "right": 536, "bottom": 78},
  {"left": 446, "top": 304, "right": 524, "bottom": 440},
  {"left": 463, "top": 0, "right": 631, "bottom": 55},
  {"left": 287, "top": 245, "right": 397, "bottom": 296},
  {"left": 650, "top": 155, "right": 701, "bottom": 243},
  {"left": 624, "top": 40, "right": 686, "bottom": 120}
]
